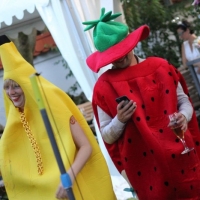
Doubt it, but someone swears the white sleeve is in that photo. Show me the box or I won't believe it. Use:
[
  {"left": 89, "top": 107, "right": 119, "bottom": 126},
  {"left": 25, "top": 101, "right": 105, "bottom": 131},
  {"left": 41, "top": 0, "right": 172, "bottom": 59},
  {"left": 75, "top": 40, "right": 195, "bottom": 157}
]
[
  {"left": 97, "top": 106, "right": 126, "bottom": 144},
  {"left": 177, "top": 82, "right": 193, "bottom": 122}
]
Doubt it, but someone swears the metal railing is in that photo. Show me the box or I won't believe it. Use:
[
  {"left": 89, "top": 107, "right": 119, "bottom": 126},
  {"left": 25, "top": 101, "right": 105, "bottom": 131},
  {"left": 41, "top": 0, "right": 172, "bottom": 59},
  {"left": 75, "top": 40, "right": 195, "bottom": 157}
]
[{"left": 186, "top": 57, "right": 200, "bottom": 97}]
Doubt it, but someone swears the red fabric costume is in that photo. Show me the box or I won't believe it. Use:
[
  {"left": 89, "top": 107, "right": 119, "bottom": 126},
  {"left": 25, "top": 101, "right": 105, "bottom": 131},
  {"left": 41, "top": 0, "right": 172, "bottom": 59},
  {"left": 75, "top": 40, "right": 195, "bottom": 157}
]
[{"left": 92, "top": 57, "right": 200, "bottom": 200}]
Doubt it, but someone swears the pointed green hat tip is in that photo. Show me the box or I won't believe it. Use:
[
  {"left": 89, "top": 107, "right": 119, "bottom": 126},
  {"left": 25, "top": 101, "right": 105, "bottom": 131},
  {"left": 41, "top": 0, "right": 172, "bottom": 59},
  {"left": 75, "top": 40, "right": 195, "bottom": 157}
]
[
  {"left": 82, "top": 8, "right": 128, "bottom": 52},
  {"left": 82, "top": 7, "right": 122, "bottom": 32}
]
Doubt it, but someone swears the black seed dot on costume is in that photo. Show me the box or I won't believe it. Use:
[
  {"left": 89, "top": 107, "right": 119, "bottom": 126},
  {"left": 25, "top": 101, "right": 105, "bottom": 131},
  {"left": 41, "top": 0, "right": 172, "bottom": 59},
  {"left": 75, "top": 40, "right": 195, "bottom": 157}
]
[
  {"left": 193, "top": 167, "right": 196, "bottom": 172},
  {"left": 142, "top": 104, "right": 145, "bottom": 109},
  {"left": 143, "top": 152, "right": 147, "bottom": 156},
  {"left": 146, "top": 116, "right": 150, "bottom": 121},
  {"left": 154, "top": 167, "right": 157, "bottom": 171},
  {"left": 128, "top": 138, "right": 132, "bottom": 143},
  {"left": 102, "top": 95, "right": 104, "bottom": 99},
  {"left": 174, "top": 188, "right": 177, "bottom": 191},
  {"left": 171, "top": 154, "right": 175, "bottom": 159},
  {"left": 190, "top": 185, "right": 193, "bottom": 190},
  {"left": 159, "top": 129, "right": 163, "bottom": 133},
  {"left": 151, "top": 97, "right": 154, "bottom": 102},
  {"left": 137, "top": 171, "right": 141, "bottom": 176},
  {"left": 150, "top": 149, "right": 154, "bottom": 154},
  {"left": 168, "top": 72, "right": 172, "bottom": 76},
  {"left": 181, "top": 170, "right": 184, "bottom": 174},
  {"left": 174, "top": 80, "right": 177, "bottom": 85},
  {"left": 125, "top": 157, "right": 128, "bottom": 162},
  {"left": 136, "top": 117, "right": 140, "bottom": 121},
  {"left": 152, "top": 80, "right": 156, "bottom": 84},
  {"left": 164, "top": 181, "right": 169, "bottom": 186},
  {"left": 130, "top": 90, "right": 133, "bottom": 93},
  {"left": 175, "top": 138, "right": 179, "bottom": 143},
  {"left": 166, "top": 89, "right": 169, "bottom": 94},
  {"left": 117, "top": 161, "right": 122, "bottom": 165},
  {"left": 175, "top": 69, "right": 178, "bottom": 74},
  {"left": 164, "top": 110, "right": 167, "bottom": 114},
  {"left": 150, "top": 186, "right": 153, "bottom": 191},
  {"left": 196, "top": 141, "right": 200, "bottom": 146},
  {"left": 187, "top": 152, "right": 190, "bottom": 156}
]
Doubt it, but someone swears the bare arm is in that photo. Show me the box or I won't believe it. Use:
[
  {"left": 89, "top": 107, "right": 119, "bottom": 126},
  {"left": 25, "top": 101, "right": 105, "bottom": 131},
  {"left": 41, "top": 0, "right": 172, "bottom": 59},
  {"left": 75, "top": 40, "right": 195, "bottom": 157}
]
[
  {"left": 56, "top": 115, "right": 92, "bottom": 199},
  {"left": 67, "top": 116, "right": 92, "bottom": 182},
  {"left": 181, "top": 43, "right": 188, "bottom": 69}
]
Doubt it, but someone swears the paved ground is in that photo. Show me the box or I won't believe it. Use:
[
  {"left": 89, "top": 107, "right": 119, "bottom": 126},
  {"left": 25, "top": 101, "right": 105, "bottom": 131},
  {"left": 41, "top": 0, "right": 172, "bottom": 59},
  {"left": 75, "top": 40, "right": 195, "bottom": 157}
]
[{"left": 111, "top": 175, "right": 137, "bottom": 200}]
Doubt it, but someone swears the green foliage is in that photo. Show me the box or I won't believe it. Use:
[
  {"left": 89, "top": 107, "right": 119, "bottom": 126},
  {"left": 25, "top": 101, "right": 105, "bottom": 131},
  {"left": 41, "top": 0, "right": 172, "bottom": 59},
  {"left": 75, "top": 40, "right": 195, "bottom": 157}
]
[
  {"left": 120, "top": 0, "right": 200, "bottom": 68},
  {"left": 54, "top": 58, "right": 81, "bottom": 96},
  {"left": 68, "top": 92, "right": 88, "bottom": 105}
]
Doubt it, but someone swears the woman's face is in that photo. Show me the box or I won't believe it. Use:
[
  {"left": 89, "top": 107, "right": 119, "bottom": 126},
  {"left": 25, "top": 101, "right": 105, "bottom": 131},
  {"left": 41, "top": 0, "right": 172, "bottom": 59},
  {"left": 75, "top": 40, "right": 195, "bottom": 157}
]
[
  {"left": 4, "top": 80, "right": 25, "bottom": 111},
  {"left": 177, "top": 28, "right": 189, "bottom": 41}
]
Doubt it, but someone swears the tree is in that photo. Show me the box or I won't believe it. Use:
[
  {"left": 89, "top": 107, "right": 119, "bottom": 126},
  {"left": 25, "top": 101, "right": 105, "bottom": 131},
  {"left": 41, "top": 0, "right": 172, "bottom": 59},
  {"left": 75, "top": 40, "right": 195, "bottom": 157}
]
[
  {"left": 11, "top": 29, "right": 37, "bottom": 66},
  {"left": 120, "top": 0, "right": 197, "bottom": 68}
]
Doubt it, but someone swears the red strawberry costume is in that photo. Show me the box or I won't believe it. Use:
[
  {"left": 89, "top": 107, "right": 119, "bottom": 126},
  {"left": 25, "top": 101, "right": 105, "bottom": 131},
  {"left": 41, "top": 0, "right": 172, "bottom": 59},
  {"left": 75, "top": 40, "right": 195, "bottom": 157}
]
[
  {"left": 92, "top": 57, "right": 200, "bottom": 199},
  {"left": 83, "top": 8, "right": 200, "bottom": 200}
]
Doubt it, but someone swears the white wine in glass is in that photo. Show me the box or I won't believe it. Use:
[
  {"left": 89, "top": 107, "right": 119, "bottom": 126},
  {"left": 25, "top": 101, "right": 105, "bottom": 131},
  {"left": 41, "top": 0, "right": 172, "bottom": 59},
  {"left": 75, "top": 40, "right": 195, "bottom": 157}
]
[{"left": 168, "top": 113, "right": 194, "bottom": 154}]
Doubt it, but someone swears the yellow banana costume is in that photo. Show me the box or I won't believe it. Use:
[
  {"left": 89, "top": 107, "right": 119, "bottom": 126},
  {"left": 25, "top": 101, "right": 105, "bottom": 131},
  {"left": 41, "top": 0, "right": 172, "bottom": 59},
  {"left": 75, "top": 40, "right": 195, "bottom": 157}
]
[{"left": 0, "top": 36, "right": 116, "bottom": 200}]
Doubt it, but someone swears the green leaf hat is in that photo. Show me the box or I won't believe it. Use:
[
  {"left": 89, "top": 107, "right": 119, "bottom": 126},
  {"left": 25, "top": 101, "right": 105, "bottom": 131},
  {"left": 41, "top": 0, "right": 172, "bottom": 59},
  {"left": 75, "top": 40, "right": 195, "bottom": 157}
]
[{"left": 83, "top": 8, "right": 150, "bottom": 73}]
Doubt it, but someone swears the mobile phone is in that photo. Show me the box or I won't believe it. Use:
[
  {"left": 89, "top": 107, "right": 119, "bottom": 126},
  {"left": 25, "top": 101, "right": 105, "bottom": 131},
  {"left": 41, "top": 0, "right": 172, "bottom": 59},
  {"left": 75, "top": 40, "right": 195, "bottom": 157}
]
[{"left": 115, "top": 96, "right": 130, "bottom": 104}]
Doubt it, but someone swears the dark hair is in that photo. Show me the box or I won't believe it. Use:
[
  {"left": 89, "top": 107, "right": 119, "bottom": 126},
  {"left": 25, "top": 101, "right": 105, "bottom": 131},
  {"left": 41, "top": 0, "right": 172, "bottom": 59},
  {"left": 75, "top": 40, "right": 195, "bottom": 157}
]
[{"left": 177, "top": 20, "right": 194, "bottom": 34}]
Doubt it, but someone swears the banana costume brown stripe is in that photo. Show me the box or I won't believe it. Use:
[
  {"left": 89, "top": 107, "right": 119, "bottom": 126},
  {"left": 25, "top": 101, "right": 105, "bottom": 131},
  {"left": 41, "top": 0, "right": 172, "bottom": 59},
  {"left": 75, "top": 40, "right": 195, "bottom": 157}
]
[{"left": 19, "top": 111, "right": 43, "bottom": 175}]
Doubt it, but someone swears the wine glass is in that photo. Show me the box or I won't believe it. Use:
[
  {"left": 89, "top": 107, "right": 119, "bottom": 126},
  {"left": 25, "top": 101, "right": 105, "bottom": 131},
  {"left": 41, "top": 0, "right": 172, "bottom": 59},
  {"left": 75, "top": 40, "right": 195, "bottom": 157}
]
[{"left": 168, "top": 113, "right": 194, "bottom": 154}]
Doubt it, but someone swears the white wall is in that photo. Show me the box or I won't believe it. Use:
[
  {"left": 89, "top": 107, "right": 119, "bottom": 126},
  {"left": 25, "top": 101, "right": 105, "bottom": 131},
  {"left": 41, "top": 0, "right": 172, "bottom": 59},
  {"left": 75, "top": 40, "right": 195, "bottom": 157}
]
[{"left": 34, "top": 51, "right": 82, "bottom": 95}]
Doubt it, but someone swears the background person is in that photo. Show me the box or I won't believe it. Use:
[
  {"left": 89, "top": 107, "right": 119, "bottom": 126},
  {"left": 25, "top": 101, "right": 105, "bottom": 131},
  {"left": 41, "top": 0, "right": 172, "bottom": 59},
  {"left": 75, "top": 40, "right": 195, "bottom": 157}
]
[
  {"left": 83, "top": 8, "right": 200, "bottom": 200},
  {"left": 177, "top": 19, "right": 200, "bottom": 82},
  {"left": 0, "top": 35, "right": 116, "bottom": 200}
]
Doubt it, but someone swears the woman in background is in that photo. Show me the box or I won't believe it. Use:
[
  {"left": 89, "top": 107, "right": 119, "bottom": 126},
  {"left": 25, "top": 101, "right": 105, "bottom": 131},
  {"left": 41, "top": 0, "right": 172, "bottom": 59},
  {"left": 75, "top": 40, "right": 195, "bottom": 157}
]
[{"left": 177, "top": 19, "right": 200, "bottom": 83}]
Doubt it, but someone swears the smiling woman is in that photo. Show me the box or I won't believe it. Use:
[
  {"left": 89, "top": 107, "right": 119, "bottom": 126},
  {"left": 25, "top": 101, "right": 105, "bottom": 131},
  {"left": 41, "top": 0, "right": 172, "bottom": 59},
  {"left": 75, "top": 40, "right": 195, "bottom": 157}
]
[{"left": 3, "top": 79, "right": 25, "bottom": 112}]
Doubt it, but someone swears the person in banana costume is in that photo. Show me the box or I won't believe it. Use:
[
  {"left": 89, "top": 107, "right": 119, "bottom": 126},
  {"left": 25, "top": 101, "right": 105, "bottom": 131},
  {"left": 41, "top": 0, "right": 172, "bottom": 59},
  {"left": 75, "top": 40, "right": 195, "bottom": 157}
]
[{"left": 0, "top": 35, "right": 116, "bottom": 200}]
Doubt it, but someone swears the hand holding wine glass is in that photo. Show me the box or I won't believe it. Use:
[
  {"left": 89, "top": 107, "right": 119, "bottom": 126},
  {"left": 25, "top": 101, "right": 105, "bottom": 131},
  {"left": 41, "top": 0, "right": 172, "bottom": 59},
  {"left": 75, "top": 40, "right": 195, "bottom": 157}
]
[{"left": 168, "top": 112, "right": 194, "bottom": 154}]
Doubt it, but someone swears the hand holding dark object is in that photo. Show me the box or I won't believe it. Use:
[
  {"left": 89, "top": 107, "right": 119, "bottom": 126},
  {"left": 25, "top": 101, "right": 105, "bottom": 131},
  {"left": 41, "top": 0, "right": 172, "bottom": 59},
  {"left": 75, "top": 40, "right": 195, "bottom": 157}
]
[
  {"left": 116, "top": 95, "right": 130, "bottom": 104},
  {"left": 117, "top": 100, "right": 136, "bottom": 123}
]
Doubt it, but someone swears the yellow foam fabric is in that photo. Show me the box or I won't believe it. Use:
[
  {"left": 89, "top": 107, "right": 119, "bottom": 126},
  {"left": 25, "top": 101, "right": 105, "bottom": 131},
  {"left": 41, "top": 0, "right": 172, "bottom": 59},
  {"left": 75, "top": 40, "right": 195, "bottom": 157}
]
[{"left": 0, "top": 41, "right": 116, "bottom": 200}]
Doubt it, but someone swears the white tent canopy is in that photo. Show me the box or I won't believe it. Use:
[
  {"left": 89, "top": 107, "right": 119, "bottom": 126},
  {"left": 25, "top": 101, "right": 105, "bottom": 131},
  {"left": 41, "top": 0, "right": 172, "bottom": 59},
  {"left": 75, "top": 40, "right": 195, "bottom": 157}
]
[
  {"left": 0, "top": 0, "right": 37, "bottom": 25},
  {"left": 0, "top": 1, "right": 132, "bottom": 198},
  {"left": 0, "top": 0, "right": 46, "bottom": 38},
  {"left": 36, "top": 0, "right": 97, "bottom": 100}
]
